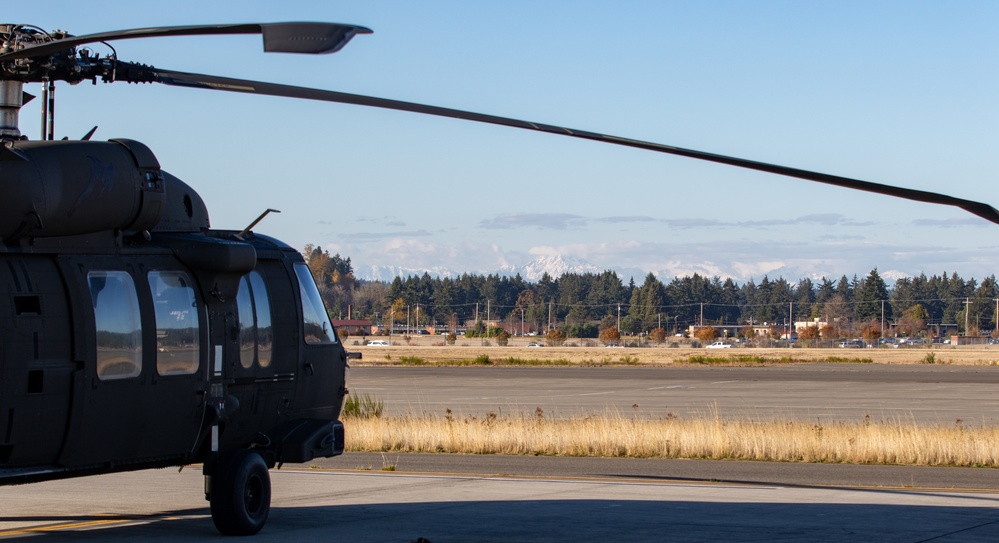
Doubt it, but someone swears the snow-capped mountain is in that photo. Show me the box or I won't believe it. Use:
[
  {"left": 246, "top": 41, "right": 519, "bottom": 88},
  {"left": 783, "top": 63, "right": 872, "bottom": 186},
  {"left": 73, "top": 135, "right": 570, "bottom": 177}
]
[
  {"left": 359, "top": 257, "right": 911, "bottom": 285},
  {"left": 361, "top": 255, "right": 605, "bottom": 282},
  {"left": 514, "top": 255, "right": 602, "bottom": 281},
  {"left": 361, "top": 264, "right": 460, "bottom": 282}
]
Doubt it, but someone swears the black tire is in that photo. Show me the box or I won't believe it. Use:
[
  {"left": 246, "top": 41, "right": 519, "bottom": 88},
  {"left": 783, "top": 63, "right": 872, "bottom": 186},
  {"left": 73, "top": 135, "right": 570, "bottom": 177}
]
[{"left": 210, "top": 449, "right": 271, "bottom": 536}]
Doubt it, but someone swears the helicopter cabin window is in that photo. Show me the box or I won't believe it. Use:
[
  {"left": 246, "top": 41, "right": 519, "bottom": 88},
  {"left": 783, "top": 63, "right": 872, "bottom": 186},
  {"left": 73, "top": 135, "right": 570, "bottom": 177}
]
[
  {"left": 148, "top": 271, "right": 200, "bottom": 376},
  {"left": 88, "top": 271, "right": 142, "bottom": 380},
  {"left": 236, "top": 271, "right": 273, "bottom": 369},
  {"left": 294, "top": 263, "right": 338, "bottom": 344}
]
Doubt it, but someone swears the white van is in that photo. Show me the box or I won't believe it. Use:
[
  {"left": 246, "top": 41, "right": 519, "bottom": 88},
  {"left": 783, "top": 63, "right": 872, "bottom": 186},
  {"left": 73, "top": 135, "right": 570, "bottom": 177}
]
[{"left": 366, "top": 340, "right": 390, "bottom": 346}]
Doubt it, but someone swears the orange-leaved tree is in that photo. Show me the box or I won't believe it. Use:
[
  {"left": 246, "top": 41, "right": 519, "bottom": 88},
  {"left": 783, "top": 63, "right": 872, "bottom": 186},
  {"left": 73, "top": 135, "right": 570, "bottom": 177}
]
[
  {"left": 693, "top": 327, "right": 718, "bottom": 342},
  {"left": 599, "top": 326, "right": 622, "bottom": 345}
]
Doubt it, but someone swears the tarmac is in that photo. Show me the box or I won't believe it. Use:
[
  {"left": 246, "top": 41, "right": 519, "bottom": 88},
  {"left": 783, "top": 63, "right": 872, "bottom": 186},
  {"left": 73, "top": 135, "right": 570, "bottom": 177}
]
[{"left": 1, "top": 463, "right": 998, "bottom": 542}]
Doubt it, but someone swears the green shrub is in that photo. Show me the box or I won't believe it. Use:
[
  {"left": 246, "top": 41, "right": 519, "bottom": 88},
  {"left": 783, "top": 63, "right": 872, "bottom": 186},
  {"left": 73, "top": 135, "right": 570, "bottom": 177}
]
[{"left": 342, "top": 393, "right": 384, "bottom": 418}]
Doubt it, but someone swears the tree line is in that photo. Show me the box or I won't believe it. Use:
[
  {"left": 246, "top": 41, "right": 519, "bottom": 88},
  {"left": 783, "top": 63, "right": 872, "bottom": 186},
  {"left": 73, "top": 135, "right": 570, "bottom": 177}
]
[{"left": 304, "top": 245, "right": 999, "bottom": 337}]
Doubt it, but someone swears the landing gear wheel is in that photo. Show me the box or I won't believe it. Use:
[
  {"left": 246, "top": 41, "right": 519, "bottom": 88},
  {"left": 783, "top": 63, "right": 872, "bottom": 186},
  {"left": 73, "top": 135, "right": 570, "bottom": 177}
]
[{"left": 210, "top": 449, "right": 271, "bottom": 536}]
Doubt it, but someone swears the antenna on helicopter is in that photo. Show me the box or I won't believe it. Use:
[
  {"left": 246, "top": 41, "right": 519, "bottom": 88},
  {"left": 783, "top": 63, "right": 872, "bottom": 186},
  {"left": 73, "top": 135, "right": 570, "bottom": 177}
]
[{"left": 236, "top": 208, "right": 281, "bottom": 240}]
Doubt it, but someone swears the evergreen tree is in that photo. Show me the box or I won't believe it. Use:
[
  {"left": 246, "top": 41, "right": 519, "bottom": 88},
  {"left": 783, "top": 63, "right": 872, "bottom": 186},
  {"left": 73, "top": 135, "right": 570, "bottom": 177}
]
[
  {"left": 977, "top": 276, "right": 999, "bottom": 334},
  {"left": 835, "top": 275, "right": 853, "bottom": 303},
  {"left": 719, "top": 278, "right": 743, "bottom": 324},
  {"left": 628, "top": 273, "right": 666, "bottom": 333},
  {"left": 794, "top": 277, "right": 816, "bottom": 323},
  {"left": 814, "top": 277, "right": 836, "bottom": 313},
  {"left": 855, "top": 268, "right": 890, "bottom": 322},
  {"left": 299, "top": 245, "right": 999, "bottom": 338},
  {"left": 940, "top": 272, "right": 968, "bottom": 328},
  {"left": 752, "top": 276, "right": 776, "bottom": 324},
  {"left": 769, "top": 277, "right": 794, "bottom": 325}
]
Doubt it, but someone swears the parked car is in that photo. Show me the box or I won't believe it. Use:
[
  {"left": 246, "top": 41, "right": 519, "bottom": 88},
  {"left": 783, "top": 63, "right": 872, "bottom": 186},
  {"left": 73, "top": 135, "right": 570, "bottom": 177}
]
[
  {"left": 366, "top": 340, "right": 390, "bottom": 346},
  {"left": 705, "top": 341, "right": 731, "bottom": 349},
  {"left": 527, "top": 342, "right": 544, "bottom": 347}
]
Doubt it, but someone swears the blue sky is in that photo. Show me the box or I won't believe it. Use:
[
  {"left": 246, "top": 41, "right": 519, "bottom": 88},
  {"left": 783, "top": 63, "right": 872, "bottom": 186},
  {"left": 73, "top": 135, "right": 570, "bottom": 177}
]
[{"left": 11, "top": 1, "right": 999, "bottom": 282}]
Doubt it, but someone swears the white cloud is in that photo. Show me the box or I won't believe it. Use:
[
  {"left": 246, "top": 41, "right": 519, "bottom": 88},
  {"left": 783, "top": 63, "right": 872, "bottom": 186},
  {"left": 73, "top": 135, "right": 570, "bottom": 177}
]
[
  {"left": 344, "top": 231, "right": 998, "bottom": 284},
  {"left": 912, "top": 217, "right": 992, "bottom": 228},
  {"left": 478, "top": 213, "right": 587, "bottom": 230}
]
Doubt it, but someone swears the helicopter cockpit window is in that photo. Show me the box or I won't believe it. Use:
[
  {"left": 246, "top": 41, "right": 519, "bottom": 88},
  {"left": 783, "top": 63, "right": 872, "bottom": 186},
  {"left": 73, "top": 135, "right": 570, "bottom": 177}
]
[
  {"left": 250, "top": 272, "right": 273, "bottom": 367},
  {"left": 294, "top": 263, "right": 338, "bottom": 344},
  {"left": 148, "top": 271, "right": 200, "bottom": 376},
  {"left": 88, "top": 271, "right": 142, "bottom": 380},
  {"left": 236, "top": 271, "right": 273, "bottom": 368}
]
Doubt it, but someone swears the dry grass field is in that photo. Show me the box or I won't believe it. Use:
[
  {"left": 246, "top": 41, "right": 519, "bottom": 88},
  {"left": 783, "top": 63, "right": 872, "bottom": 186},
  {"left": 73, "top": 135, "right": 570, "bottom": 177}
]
[
  {"left": 344, "top": 411, "right": 999, "bottom": 468},
  {"left": 346, "top": 335, "right": 999, "bottom": 366},
  {"left": 342, "top": 336, "right": 999, "bottom": 467}
]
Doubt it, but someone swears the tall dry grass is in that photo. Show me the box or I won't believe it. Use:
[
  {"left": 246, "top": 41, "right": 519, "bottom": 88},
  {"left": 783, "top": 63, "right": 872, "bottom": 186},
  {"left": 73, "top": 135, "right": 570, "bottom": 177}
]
[
  {"left": 344, "top": 410, "right": 999, "bottom": 467},
  {"left": 351, "top": 343, "right": 999, "bottom": 367}
]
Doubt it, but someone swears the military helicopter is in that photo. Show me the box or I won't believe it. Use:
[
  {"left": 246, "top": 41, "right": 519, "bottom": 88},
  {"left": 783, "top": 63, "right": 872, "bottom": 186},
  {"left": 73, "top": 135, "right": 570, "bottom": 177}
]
[{"left": 1, "top": 21, "right": 997, "bottom": 537}]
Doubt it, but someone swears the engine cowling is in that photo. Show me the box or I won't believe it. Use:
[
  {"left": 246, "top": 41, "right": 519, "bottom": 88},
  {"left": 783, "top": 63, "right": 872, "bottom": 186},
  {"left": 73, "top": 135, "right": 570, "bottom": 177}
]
[{"left": 0, "top": 138, "right": 168, "bottom": 241}]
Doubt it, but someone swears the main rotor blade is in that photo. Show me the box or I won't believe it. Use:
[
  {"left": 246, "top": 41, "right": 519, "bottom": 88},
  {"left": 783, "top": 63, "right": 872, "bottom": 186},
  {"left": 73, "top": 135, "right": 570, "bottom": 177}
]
[
  {"left": 0, "top": 22, "right": 372, "bottom": 61},
  {"left": 145, "top": 67, "right": 999, "bottom": 226}
]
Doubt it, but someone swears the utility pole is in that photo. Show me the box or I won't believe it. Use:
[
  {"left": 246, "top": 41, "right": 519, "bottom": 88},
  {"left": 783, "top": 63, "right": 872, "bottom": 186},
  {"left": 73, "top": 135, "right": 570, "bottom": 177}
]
[
  {"left": 881, "top": 300, "right": 885, "bottom": 340},
  {"left": 617, "top": 304, "right": 621, "bottom": 331},
  {"left": 789, "top": 302, "right": 793, "bottom": 342},
  {"left": 699, "top": 303, "right": 704, "bottom": 327},
  {"left": 963, "top": 298, "right": 972, "bottom": 336},
  {"left": 994, "top": 298, "right": 998, "bottom": 335}
]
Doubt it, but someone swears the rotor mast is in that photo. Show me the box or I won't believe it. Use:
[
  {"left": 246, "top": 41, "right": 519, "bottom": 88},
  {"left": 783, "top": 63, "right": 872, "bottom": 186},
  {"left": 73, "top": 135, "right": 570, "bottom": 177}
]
[
  {"left": 0, "top": 80, "right": 22, "bottom": 139},
  {"left": 0, "top": 23, "right": 49, "bottom": 141},
  {"left": 40, "top": 78, "right": 53, "bottom": 140}
]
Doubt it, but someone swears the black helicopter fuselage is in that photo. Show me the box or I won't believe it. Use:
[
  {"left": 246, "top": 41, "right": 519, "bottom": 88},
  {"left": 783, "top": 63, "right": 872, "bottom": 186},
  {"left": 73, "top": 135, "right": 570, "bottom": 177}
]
[{"left": 0, "top": 138, "right": 348, "bottom": 486}]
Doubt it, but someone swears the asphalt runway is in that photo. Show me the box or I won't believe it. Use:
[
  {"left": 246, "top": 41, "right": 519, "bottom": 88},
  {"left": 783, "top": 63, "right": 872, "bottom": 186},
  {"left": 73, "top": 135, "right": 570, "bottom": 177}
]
[
  {"left": 348, "top": 364, "right": 999, "bottom": 424},
  {"left": 2, "top": 465, "right": 999, "bottom": 542},
  {"left": 4, "top": 364, "right": 997, "bottom": 541}
]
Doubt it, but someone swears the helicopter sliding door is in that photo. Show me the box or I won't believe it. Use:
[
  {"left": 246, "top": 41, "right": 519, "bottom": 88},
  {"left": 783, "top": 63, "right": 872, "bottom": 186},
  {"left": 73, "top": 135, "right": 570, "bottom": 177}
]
[
  {"left": 0, "top": 255, "right": 75, "bottom": 469},
  {"left": 222, "top": 264, "right": 297, "bottom": 445},
  {"left": 57, "top": 257, "right": 208, "bottom": 468}
]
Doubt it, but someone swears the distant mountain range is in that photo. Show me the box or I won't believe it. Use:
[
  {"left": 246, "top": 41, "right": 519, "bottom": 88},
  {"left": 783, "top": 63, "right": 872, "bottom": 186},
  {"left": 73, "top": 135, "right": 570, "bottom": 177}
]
[
  {"left": 359, "top": 255, "right": 909, "bottom": 285},
  {"left": 360, "top": 255, "right": 612, "bottom": 283}
]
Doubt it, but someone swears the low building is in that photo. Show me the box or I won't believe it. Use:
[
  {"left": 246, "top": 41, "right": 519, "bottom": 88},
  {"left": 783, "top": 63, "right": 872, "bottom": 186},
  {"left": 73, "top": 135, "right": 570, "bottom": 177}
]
[{"left": 330, "top": 319, "right": 372, "bottom": 336}]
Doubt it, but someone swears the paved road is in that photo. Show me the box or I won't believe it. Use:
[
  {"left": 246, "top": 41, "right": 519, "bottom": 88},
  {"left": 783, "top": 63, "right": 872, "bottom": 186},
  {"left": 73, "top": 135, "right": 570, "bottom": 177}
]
[
  {"left": 328, "top": 452, "right": 999, "bottom": 490},
  {"left": 3, "top": 465, "right": 999, "bottom": 542},
  {"left": 348, "top": 364, "right": 999, "bottom": 424}
]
